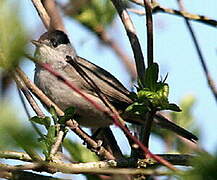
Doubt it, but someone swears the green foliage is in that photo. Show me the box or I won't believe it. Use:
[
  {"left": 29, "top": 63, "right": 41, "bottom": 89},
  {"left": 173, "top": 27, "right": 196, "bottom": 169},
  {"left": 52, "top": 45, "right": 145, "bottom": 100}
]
[
  {"left": 49, "top": 106, "right": 58, "bottom": 124},
  {"left": 58, "top": 107, "right": 76, "bottom": 124},
  {"left": 63, "top": 139, "right": 98, "bottom": 163},
  {"left": 183, "top": 152, "right": 217, "bottom": 180},
  {"left": 126, "top": 63, "right": 181, "bottom": 116},
  {"left": 39, "top": 125, "right": 56, "bottom": 160},
  {"left": 30, "top": 116, "right": 51, "bottom": 129},
  {"left": 171, "top": 95, "right": 196, "bottom": 128},
  {"left": 0, "top": 103, "right": 41, "bottom": 160},
  {"left": 30, "top": 107, "right": 76, "bottom": 160},
  {"left": 0, "top": 1, "right": 27, "bottom": 69},
  {"left": 68, "top": 0, "right": 116, "bottom": 32}
]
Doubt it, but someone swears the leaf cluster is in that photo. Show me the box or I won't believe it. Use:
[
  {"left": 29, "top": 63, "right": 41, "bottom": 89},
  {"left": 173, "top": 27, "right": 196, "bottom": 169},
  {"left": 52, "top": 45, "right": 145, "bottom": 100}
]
[
  {"left": 126, "top": 63, "right": 181, "bottom": 116},
  {"left": 30, "top": 107, "right": 75, "bottom": 160}
]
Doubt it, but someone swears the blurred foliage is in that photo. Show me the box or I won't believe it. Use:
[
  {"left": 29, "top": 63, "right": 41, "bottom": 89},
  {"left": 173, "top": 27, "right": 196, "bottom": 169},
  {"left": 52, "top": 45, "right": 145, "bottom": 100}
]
[
  {"left": 63, "top": 138, "right": 98, "bottom": 163},
  {"left": 0, "top": 103, "right": 40, "bottom": 152},
  {"left": 64, "top": 0, "right": 118, "bottom": 34},
  {"left": 0, "top": 0, "right": 27, "bottom": 70},
  {"left": 183, "top": 152, "right": 217, "bottom": 180},
  {"left": 152, "top": 95, "right": 200, "bottom": 153}
]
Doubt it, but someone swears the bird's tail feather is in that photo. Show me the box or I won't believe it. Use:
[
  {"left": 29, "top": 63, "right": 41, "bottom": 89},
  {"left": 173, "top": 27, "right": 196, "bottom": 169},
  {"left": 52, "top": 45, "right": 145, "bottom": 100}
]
[{"left": 154, "top": 113, "right": 198, "bottom": 143}]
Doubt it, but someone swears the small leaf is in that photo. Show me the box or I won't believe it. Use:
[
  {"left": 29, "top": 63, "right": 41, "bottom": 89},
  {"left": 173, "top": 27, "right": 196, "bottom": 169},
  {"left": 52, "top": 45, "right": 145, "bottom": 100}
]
[
  {"left": 30, "top": 116, "right": 51, "bottom": 129},
  {"left": 49, "top": 106, "right": 58, "bottom": 124},
  {"left": 59, "top": 107, "right": 75, "bottom": 124},
  {"left": 155, "top": 83, "right": 169, "bottom": 99},
  {"left": 167, "top": 103, "right": 182, "bottom": 112},
  {"left": 43, "top": 125, "right": 56, "bottom": 159},
  {"left": 144, "top": 63, "right": 159, "bottom": 90}
]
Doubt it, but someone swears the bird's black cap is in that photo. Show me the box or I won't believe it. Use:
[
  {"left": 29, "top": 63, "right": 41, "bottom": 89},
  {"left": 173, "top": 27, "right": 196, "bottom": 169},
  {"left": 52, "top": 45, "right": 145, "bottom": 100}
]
[{"left": 39, "top": 30, "right": 70, "bottom": 47}]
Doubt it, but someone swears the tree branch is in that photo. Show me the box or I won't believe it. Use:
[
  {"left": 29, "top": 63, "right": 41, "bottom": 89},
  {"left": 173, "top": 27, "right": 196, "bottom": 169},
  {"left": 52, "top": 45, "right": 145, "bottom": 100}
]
[
  {"left": 15, "top": 67, "right": 115, "bottom": 160},
  {"left": 177, "top": 0, "right": 217, "bottom": 103},
  {"left": 129, "top": 0, "right": 217, "bottom": 28},
  {"left": 31, "top": 0, "right": 50, "bottom": 29},
  {"left": 110, "top": 0, "right": 146, "bottom": 85}
]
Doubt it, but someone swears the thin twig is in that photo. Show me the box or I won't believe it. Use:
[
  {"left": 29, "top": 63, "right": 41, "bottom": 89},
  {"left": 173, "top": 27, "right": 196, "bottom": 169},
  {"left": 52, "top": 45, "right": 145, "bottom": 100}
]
[
  {"left": 31, "top": 0, "right": 50, "bottom": 29},
  {"left": 110, "top": 0, "right": 146, "bottom": 85},
  {"left": 66, "top": 120, "right": 115, "bottom": 160},
  {"left": 14, "top": 70, "right": 65, "bottom": 158},
  {"left": 143, "top": 0, "right": 154, "bottom": 66},
  {"left": 136, "top": 0, "right": 155, "bottom": 157},
  {"left": 177, "top": 0, "right": 217, "bottom": 103},
  {"left": 42, "top": 0, "right": 66, "bottom": 32},
  {"left": 15, "top": 66, "right": 115, "bottom": 160},
  {"left": 0, "top": 161, "right": 182, "bottom": 175},
  {"left": 50, "top": 129, "right": 65, "bottom": 157},
  {"left": 0, "top": 151, "right": 33, "bottom": 162},
  {"left": 40, "top": 61, "right": 177, "bottom": 170},
  {"left": 127, "top": 8, "right": 146, "bottom": 16},
  {"left": 14, "top": 73, "right": 45, "bottom": 118},
  {"left": 17, "top": 88, "right": 44, "bottom": 138},
  {"left": 0, "top": 150, "right": 195, "bottom": 167},
  {"left": 15, "top": 67, "right": 64, "bottom": 116},
  {"left": 129, "top": 0, "right": 217, "bottom": 28}
]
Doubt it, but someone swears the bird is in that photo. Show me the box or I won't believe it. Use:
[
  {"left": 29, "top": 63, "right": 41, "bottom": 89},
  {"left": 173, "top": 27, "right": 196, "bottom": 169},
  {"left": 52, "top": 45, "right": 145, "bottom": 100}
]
[{"left": 32, "top": 30, "right": 198, "bottom": 142}]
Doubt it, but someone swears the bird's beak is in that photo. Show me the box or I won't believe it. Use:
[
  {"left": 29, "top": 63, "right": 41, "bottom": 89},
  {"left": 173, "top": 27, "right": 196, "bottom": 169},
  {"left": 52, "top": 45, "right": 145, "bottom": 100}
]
[{"left": 31, "top": 40, "right": 42, "bottom": 47}]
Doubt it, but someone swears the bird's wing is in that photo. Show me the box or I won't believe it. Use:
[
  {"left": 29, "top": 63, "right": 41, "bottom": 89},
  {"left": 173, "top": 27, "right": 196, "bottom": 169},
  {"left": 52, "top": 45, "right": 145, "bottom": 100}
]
[
  {"left": 65, "top": 56, "right": 198, "bottom": 142},
  {"left": 66, "top": 56, "right": 133, "bottom": 109}
]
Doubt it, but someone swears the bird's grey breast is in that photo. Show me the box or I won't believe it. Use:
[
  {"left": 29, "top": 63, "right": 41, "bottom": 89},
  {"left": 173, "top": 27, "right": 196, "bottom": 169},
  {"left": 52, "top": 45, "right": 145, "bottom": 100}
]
[{"left": 34, "top": 61, "right": 113, "bottom": 127}]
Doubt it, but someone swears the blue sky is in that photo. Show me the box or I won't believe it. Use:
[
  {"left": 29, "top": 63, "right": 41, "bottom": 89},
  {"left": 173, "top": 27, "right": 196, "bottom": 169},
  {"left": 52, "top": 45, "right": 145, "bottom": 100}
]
[{"left": 11, "top": 0, "right": 217, "bottom": 158}]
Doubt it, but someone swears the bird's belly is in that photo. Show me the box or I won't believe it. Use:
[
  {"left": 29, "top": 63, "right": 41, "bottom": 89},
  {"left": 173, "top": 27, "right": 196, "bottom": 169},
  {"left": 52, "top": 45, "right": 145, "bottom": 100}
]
[{"left": 34, "top": 69, "right": 112, "bottom": 127}]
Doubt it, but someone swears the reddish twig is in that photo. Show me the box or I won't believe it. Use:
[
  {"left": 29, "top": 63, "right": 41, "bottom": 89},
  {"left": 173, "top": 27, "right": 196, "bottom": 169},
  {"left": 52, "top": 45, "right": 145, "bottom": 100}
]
[
  {"left": 40, "top": 62, "right": 177, "bottom": 170},
  {"left": 15, "top": 66, "right": 114, "bottom": 160}
]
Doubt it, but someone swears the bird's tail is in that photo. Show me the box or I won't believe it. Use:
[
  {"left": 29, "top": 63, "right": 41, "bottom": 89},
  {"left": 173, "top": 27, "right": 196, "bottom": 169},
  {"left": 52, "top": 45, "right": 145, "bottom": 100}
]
[{"left": 154, "top": 113, "right": 198, "bottom": 143}]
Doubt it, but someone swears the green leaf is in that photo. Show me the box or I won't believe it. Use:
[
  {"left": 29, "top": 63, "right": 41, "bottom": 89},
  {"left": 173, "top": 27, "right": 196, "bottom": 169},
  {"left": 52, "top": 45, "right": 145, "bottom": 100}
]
[
  {"left": 167, "top": 103, "right": 182, "bottom": 112},
  {"left": 49, "top": 106, "right": 58, "bottom": 124},
  {"left": 59, "top": 106, "right": 75, "bottom": 124},
  {"left": 125, "top": 102, "right": 149, "bottom": 115},
  {"left": 41, "top": 125, "right": 56, "bottom": 159},
  {"left": 144, "top": 63, "right": 159, "bottom": 90},
  {"left": 30, "top": 116, "right": 51, "bottom": 129}
]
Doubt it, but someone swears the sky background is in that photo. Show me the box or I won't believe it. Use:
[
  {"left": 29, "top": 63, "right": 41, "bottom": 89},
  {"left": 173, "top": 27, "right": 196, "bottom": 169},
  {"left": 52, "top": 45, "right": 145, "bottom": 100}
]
[{"left": 4, "top": 0, "right": 217, "bottom": 179}]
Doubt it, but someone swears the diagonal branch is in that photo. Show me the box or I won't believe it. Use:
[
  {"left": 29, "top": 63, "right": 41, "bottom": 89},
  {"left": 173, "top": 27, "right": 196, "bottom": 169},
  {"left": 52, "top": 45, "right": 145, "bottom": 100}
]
[
  {"left": 15, "top": 67, "right": 115, "bottom": 160},
  {"left": 129, "top": 0, "right": 217, "bottom": 28},
  {"left": 31, "top": 0, "right": 50, "bottom": 29},
  {"left": 143, "top": 0, "right": 154, "bottom": 67},
  {"left": 110, "top": 0, "right": 146, "bottom": 86},
  {"left": 38, "top": 60, "right": 177, "bottom": 170},
  {"left": 177, "top": 0, "right": 217, "bottom": 103}
]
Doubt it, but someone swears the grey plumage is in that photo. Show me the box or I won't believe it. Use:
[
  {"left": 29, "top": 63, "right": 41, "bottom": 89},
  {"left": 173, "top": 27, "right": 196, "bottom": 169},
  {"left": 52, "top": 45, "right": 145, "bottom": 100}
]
[{"left": 33, "top": 30, "right": 198, "bottom": 142}]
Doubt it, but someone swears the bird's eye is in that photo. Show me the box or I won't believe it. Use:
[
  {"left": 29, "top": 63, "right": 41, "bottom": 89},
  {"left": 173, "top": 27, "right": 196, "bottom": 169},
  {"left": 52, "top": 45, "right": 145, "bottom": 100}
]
[{"left": 50, "top": 38, "right": 58, "bottom": 48}]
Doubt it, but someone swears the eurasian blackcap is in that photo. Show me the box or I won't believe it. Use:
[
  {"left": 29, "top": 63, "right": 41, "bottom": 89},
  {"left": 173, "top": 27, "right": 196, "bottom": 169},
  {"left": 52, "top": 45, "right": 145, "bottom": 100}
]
[{"left": 32, "top": 30, "right": 197, "bottom": 142}]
